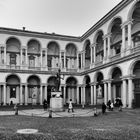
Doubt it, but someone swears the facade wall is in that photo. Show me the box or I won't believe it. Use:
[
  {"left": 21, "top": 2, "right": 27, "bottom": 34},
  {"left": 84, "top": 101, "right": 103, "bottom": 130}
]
[{"left": 0, "top": 0, "right": 140, "bottom": 108}]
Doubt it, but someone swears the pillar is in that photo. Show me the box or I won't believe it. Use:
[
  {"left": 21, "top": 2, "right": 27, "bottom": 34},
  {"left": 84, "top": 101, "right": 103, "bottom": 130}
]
[
  {"left": 108, "top": 81, "right": 111, "bottom": 101},
  {"left": 107, "top": 34, "right": 111, "bottom": 58},
  {"left": 127, "top": 21, "right": 132, "bottom": 49},
  {"left": 4, "top": 46, "right": 6, "bottom": 65},
  {"left": 59, "top": 51, "right": 62, "bottom": 68},
  {"left": 91, "top": 85, "right": 94, "bottom": 105},
  {"left": 20, "top": 48, "right": 23, "bottom": 66},
  {"left": 103, "top": 37, "right": 107, "bottom": 60},
  {"left": 46, "top": 49, "right": 48, "bottom": 68},
  {"left": 90, "top": 46, "right": 93, "bottom": 65},
  {"left": 77, "top": 86, "right": 79, "bottom": 104},
  {"left": 77, "top": 52, "right": 79, "bottom": 69},
  {"left": 44, "top": 85, "right": 47, "bottom": 100},
  {"left": 0, "top": 47, "right": 1, "bottom": 64},
  {"left": 104, "top": 82, "right": 107, "bottom": 104},
  {"left": 122, "top": 79, "right": 127, "bottom": 108},
  {"left": 128, "top": 78, "right": 133, "bottom": 108},
  {"left": 63, "top": 86, "right": 66, "bottom": 104},
  {"left": 40, "top": 50, "right": 42, "bottom": 67},
  {"left": 20, "top": 85, "right": 23, "bottom": 105},
  {"left": 64, "top": 51, "right": 66, "bottom": 69},
  {"left": 81, "top": 53, "right": 83, "bottom": 68},
  {"left": 25, "top": 84, "right": 28, "bottom": 105},
  {"left": 93, "top": 44, "right": 96, "bottom": 63},
  {"left": 40, "top": 85, "right": 43, "bottom": 105},
  {"left": 25, "top": 49, "right": 28, "bottom": 66},
  {"left": 83, "top": 51, "right": 85, "bottom": 68},
  {"left": 93, "top": 84, "right": 96, "bottom": 105},
  {"left": 121, "top": 24, "right": 126, "bottom": 54},
  {"left": 3, "top": 84, "right": 6, "bottom": 105}
]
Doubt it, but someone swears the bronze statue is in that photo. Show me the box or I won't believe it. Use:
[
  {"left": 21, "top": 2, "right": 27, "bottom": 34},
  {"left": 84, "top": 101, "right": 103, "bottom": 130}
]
[{"left": 55, "top": 68, "right": 63, "bottom": 91}]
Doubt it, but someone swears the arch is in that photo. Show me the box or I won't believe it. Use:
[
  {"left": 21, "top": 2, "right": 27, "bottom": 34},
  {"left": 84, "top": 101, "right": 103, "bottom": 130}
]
[
  {"left": 47, "top": 76, "right": 57, "bottom": 86},
  {"left": 129, "top": 58, "right": 140, "bottom": 75},
  {"left": 27, "top": 39, "right": 41, "bottom": 53},
  {"left": 27, "top": 75, "right": 41, "bottom": 85},
  {"left": 65, "top": 42, "right": 78, "bottom": 52},
  {"left": 127, "top": 0, "right": 140, "bottom": 21},
  {"left": 66, "top": 76, "right": 77, "bottom": 85},
  {"left": 6, "top": 74, "right": 20, "bottom": 85},
  {"left": 83, "top": 75, "right": 91, "bottom": 84},
  {"left": 66, "top": 43, "right": 77, "bottom": 57},
  {"left": 94, "top": 71, "right": 104, "bottom": 82},
  {"left": 27, "top": 38, "right": 42, "bottom": 50},
  {"left": 108, "top": 65, "right": 123, "bottom": 79},
  {"left": 5, "top": 36, "right": 21, "bottom": 47},
  {"left": 47, "top": 41, "right": 60, "bottom": 53},
  {"left": 65, "top": 76, "right": 78, "bottom": 85},
  {"left": 107, "top": 16, "right": 123, "bottom": 33},
  {"left": 83, "top": 39, "right": 91, "bottom": 50},
  {"left": 6, "top": 37, "right": 21, "bottom": 52},
  {"left": 93, "top": 29, "right": 104, "bottom": 43}
]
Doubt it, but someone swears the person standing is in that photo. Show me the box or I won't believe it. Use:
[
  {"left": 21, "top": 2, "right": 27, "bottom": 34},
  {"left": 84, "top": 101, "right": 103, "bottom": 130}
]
[
  {"left": 102, "top": 102, "right": 107, "bottom": 114},
  {"left": 68, "top": 99, "right": 74, "bottom": 113}
]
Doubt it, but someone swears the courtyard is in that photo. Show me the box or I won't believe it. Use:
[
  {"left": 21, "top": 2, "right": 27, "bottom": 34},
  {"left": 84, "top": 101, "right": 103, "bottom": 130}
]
[{"left": 0, "top": 108, "right": 140, "bottom": 139}]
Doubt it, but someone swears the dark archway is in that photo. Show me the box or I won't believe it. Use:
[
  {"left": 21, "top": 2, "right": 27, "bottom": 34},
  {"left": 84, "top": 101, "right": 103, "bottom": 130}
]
[{"left": 66, "top": 77, "right": 77, "bottom": 103}]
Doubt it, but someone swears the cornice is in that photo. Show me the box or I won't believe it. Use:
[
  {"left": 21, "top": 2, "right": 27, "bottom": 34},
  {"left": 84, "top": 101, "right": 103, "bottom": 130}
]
[
  {"left": 0, "top": 27, "right": 81, "bottom": 42},
  {"left": 80, "top": 0, "right": 132, "bottom": 41}
]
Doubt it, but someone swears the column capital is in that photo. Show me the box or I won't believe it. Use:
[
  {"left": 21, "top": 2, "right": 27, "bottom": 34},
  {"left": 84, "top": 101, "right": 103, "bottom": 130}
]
[
  {"left": 103, "top": 33, "right": 112, "bottom": 39},
  {"left": 121, "top": 75, "right": 135, "bottom": 80},
  {"left": 106, "top": 79, "right": 113, "bottom": 83}
]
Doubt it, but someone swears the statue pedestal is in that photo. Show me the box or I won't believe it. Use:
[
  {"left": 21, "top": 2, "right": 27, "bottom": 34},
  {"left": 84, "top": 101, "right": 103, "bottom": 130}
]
[{"left": 50, "top": 92, "right": 64, "bottom": 112}]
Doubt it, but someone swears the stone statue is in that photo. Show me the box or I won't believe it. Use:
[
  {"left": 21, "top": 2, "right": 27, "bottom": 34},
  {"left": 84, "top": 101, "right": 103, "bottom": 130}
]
[{"left": 55, "top": 68, "right": 63, "bottom": 91}]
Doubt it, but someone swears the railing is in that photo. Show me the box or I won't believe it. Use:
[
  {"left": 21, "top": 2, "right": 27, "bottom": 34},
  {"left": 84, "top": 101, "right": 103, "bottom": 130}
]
[
  {"left": 6, "top": 65, "right": 20, "bottom": 70},
  {"left": 84, "top": 66, "right": 90, "bottom": 70},
  {"left": 131, "top": 45, "right": 140, "bottom": 53},
  {"left": 66, "top": 68, "right": 77, "bottom": 72},
  {"left": 95, "top": 61, "right": 103, "bottom": 67},
  {"left": 48, "top": 67, "right": 59, "bottom": 72},
  {"left": 110, "top": 53, "right": 121, "bottom": 61},
  {"left": 28, "top": 67, "right": 41, "bottom": 70}
]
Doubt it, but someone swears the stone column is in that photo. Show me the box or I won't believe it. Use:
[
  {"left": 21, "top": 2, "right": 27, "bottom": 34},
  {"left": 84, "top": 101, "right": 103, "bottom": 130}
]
[
  {"left": 122, "top": 79, "right": 127, "bottom": 108},
  {"left": 77, "top": 86, "right": 79, "bottom": 104},
  {"left": 4, "top": 46, "right": 6, "bottom": 65},
  {"left": 91, "top": 85, "right": 94, "bottom": 105},
  {"left": 0, "top": 47, "right": 1, "bottom": 64},
  {"left": 25, "top": 49, "right": 28, "bottom": 66},
  {"left": 121, "top": 24, "right": 126, "bottom": 55},
  {"left": 40, "top": 85, "right": 43, "bottom": 105},
  {"left": 44, "top": 85, "right": 47, "bottom": 100},
  {"left": 25, "top": 84, "right": 28, "bottom": 105},
  {"left": 81, "top": 53, "right": 83, "bottom": 68},
  {"left": 103, "top": 37, "right": 107, "bottom": 61},
  {"left": 107, "top": 34, "right": 111, "bottom": 58},
  {"left": 20, "top": 48, "right": 23, "bottom": 66},
  {"left": 93, "top": 83, "right": 96, "bottom": 105},
  {"left": 90, "top": 46, "right": 93, "bottom": 65},
  {"left": 64, "top": 51, "right": 66, "bottom": 69},
  {"left": 46, "top": 49, "right": 48, "bottom": 69},
  {"left": 77, "top": 52, "right": 79, "bottom": 69},
  {"left": 63, "top": 86, "right": 66, "bottom": 104},
  {"left": 59, "top": 51, "right": 61, "bottom": 68},
  {"left": 83, "top": 51, "right": 85, "bottom": 68},
  {"left": 3, "top": 84, "right": 6, "bottom": 105},
  {"left": 108, "top": 81, "right": 111, "bottom": 101},
  {"left": 83, "top": 85, "right": 85, "bottom": 104},
  {"left": 40, "top": 50, "right": 42, "bottom": 67},
  {"left": 128, "top": 77, "right": 133, "bottom": 108},
  {"left": 20, "top": 84, "right": 23, "bottom": 105},
  {"left": 93, "top": 44, "right": 96, "bottom": 63},
  {"left": 127, "top": 21, "right": 132, "bottom": 49},
  {"left": 104, "top": 82, "right": 107, "bottom": 104}
]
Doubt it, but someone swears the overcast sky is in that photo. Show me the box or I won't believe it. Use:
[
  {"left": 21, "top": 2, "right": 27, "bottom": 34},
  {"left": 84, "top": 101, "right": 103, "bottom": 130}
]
[{"left": 0, "top": 0, "right": 122, "bottom": 36}]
